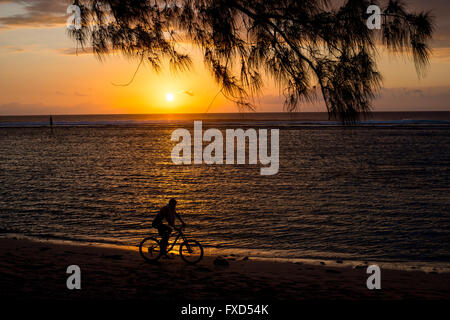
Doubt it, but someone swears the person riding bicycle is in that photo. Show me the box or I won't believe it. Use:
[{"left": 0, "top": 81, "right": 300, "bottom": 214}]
[{"left": 152, "top": 198, "right": 186, "bottom": 258}]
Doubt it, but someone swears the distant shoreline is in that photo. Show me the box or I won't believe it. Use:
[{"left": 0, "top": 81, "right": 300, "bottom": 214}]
[{"left": 1, "top": 111, "right": 450, "bottom": 127}]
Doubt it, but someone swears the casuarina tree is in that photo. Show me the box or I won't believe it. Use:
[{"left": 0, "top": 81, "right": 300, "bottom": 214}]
[{"left": 69, "top": 0, "right": 434, "bottom": 123}]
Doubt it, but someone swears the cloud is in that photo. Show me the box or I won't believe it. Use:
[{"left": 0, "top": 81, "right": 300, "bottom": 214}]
[
  {"left": 0, "top": 101, "right": 112, "bottom": 115},
  {"left": 253, "top": 93, "right": 326, "bottom": 112},
  {"left": 0, "top": 44, "right": 26, "bottom": 53},
  {"left": 0, "top": 0, "right": 68, "bottom": 29},
  {"left": 432, "top": 46, "right": 450, "bottom": 62},
  {"left": 0, "top": 14, "right": 65, "bottom": 28},
  {"left": 56, "top": 47, "right": 94, "bottom": 55},
  {"left": 253, "top": 86, "right": 450, "bottom": 113},
  {"left": 55, "top": 46, "right": 123, "bottom": 56},
  {"left": 74, "top": 91, "right": 90, "bottom": 97},
  {"left": 258, "top": 94, "right": 284, "bottom": 106},
  {"left": 374, "top": 86, "right": 450, "bottom": 110},
  {"left": 52, "top": 90, "right": 91, "bottom": 97}
]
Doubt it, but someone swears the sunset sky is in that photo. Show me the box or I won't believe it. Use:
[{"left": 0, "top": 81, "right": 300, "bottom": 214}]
[{"left": 0, "top": 0, "right": 450, "bottom": 115}]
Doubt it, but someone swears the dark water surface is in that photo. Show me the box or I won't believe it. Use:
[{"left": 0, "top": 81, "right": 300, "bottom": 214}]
[{"left": 0, "top": 115, "right": 449, "bottom": 270}]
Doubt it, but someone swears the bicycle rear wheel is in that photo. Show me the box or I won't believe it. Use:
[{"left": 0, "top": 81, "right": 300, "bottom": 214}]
[
  {"left": 139, "top": 237, "right": 161, "bottom": 262},
  {"left": 179, "top": 239, "right": 203, "bottom": 264}
]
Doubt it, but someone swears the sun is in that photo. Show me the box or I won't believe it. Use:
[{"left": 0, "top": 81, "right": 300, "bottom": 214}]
[{"left": 165, "top": 92, "right": 175, "bottom": 102}]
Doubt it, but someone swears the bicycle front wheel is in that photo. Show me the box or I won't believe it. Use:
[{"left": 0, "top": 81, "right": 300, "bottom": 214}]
[
  {"left": 179, "top": 239, "right": 203, "bottom": 264},
  {"left": 139, "top": 237, "right": 161, "bottom": 262}
]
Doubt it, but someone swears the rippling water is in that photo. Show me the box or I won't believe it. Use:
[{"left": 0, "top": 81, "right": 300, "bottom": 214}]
[{"left": 0, "top": 114, "right": 449, "bottom": 269}]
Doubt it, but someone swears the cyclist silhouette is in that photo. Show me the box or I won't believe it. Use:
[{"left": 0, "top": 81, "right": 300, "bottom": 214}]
[{"left": 152, "top": 199, "right": 186, "bottom": 258}]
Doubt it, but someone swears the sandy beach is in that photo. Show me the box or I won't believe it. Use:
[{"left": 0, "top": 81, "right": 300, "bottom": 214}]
[{"left": 1, "top": 237, "right": 449, "bottom": 301}]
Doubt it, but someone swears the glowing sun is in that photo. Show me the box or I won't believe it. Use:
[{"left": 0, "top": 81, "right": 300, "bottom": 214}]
[{"left": 165, "top": 92, "right": 175, "bottom": 102}]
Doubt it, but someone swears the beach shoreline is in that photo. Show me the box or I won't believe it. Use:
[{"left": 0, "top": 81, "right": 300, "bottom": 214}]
[
  {"left": 3, "top": 232, "right": 449, "bottom": 274},
  {"left": 1, "top": 237, "right": 449, "bottom": 300}
]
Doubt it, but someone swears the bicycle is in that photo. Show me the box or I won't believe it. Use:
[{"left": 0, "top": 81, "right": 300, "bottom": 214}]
[{"left": 139, "top": 227, "right": 203, "bottom": 264}]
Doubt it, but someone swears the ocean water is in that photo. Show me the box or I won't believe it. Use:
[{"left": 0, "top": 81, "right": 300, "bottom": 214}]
[{"left": 0, "top": 113, "right": 449, "bottom": 270}]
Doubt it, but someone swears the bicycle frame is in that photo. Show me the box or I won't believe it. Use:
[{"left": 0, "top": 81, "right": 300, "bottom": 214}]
[{"left": 165, "top": 229, "right": 188, "bottom": 253}]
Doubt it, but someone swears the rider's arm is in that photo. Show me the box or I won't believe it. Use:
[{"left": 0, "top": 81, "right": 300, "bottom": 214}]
[{"left": 175, "top": 212, "right": 186, "bottom": 227}]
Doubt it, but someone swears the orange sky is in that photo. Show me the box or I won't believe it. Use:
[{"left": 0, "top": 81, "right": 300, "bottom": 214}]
[{"left": 1, "top": 0, "right": 450, "bottom": 115}]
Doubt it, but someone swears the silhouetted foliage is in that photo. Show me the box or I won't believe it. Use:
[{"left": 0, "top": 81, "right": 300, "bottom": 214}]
[{"left": 69, "top": 0, "right": 434, "bottom": 123}]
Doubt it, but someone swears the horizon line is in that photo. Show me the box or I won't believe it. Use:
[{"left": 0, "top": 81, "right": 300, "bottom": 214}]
[{"left": 2, "top": 110, "right": 450, "bottom": 117}]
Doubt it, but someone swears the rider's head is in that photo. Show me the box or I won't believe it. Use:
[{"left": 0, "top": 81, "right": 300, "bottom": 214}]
[{"left": 168, "top": 198, "right": 177, "bottom": 209}]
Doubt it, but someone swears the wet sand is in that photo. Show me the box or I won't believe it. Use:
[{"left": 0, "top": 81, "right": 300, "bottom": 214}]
[{"left": 1, "top": 238, "right": 449, "bottom": 300}]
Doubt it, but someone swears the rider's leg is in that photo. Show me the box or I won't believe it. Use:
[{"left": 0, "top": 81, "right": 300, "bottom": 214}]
[
  {"left": 159, "top": 225, "right": 172, "bottom": 256},
  {"left": 160, "top": 234, "right": 168, "bottom": 254}
]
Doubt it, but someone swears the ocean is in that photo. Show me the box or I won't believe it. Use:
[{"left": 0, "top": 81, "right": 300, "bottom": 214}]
[{"left": 1, "top": 112, "right": 449, "bottom": 271}]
